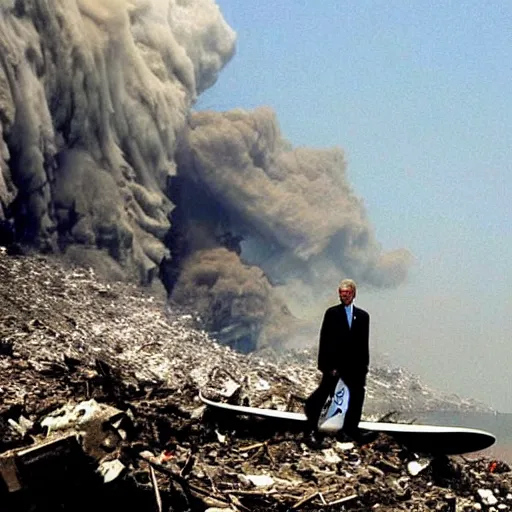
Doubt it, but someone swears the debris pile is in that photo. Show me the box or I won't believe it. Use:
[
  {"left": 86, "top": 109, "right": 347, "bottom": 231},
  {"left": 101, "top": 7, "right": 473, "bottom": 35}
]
[{"left": 0, "top": 249, "right": 509, "bottom": 511}]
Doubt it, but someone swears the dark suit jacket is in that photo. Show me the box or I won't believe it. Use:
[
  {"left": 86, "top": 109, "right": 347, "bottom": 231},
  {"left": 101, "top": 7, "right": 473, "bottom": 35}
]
[{"left": 317, "top": 304, "right": 370, "bottom": 387}]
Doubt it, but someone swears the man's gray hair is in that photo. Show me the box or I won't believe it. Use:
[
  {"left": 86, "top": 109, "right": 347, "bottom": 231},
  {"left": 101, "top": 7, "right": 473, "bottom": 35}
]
[{"left": 339, "top": 279, "right": 357, "bottom": 292}]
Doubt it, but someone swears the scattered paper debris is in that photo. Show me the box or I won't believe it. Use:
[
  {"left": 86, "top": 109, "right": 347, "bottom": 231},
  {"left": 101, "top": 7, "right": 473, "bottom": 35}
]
[
  {"left": 407, "top": 458, "right": 432, "bottom": 476},
  {"left": 245, "top": 474, "right": 275, "bottom": 488}
]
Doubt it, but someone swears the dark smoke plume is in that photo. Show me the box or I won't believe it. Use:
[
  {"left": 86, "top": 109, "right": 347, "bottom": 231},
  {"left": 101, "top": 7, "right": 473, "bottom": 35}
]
[
  {"left": 177, "top": 108, "right": 412, "bottom": 287},
  {"left": 171, "top": 247, "right": 295, "bottom": 352}
]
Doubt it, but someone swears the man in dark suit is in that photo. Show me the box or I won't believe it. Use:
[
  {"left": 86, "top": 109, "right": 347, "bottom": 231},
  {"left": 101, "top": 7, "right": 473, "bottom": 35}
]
[{"left": 305, "top": 279, "right": 370, "bottom": 442}]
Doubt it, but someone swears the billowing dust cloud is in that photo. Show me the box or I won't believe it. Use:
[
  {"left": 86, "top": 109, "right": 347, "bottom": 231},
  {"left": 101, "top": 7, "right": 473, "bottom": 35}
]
[
  {"left": 170, "top": 247, "right": 295, "bottom": 351},
  {"left": 0, "top": 0, "right": 235, "bottom": 279},
  {"left": 0, "top": 1, "right": 411, "bottom": 351},
  {"left": 176, "top": 108, "right": 411, "bottom": 284}
]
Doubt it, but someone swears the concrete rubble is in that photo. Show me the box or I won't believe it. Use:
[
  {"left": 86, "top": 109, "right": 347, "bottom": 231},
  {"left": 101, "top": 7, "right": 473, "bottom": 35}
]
[{"left": 0, "top": 249, "right": 510, "bottom": 511}]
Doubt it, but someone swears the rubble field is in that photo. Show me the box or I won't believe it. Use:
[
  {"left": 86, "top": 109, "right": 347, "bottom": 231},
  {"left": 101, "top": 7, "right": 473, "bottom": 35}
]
[{"left": 0, "top": 248, "right": 510, "bottom": 511}]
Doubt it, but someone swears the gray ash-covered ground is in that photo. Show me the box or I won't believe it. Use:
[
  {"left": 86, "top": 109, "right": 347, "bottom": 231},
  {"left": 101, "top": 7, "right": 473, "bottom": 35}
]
[{"left": 0, "top": 248, "right": 510, "bottom": 511}]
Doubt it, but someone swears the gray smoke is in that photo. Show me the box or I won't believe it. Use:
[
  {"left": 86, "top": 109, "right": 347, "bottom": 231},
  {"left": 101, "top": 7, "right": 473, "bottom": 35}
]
[
  {"left": 177, "top": 107, "right": 412, "bottom": 289},
  {"left": 171, "top": 247, "right": 296, "bottom": 351}
]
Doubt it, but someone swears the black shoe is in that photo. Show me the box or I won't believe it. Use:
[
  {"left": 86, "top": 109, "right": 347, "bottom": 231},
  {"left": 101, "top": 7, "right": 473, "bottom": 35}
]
[
  {"left": 303, "top": 431, "right": 326, "bottom": 449},
  {"left": 335, "top": 430, "right": 353, "bottom": 443}
]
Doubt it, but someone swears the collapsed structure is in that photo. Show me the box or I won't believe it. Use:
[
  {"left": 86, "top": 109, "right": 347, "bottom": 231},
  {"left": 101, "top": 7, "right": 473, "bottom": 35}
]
[{"left": 0, "top": 249, "right": 509, "bottom": 511}]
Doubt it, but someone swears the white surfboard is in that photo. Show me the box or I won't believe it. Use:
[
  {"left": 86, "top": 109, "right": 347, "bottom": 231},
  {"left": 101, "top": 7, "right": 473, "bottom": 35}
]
[{"left": 199, "top": 391, "right": 496, "bottom": 455}]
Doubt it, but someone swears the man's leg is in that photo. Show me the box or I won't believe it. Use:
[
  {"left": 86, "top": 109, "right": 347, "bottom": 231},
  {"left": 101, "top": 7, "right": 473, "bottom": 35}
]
[
  {"left": 342, "top": 384, "right": 377, "bottom": 444},
  {"left": 343, "top": 384, "right": 366, "bottom": 438}
]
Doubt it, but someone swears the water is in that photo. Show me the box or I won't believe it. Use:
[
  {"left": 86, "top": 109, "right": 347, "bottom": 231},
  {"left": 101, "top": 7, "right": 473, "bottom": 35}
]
[{"left": 417, "top": 411, "right": 512, "bottom": 463}]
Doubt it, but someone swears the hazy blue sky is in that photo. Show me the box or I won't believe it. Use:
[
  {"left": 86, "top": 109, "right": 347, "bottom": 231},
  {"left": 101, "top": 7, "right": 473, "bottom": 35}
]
[{"left": 202, "top": 1, "right": 512, "bottom": 412}]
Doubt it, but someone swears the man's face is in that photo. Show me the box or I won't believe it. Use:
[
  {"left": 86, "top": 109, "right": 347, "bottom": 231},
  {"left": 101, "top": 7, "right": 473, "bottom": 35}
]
[{"left": 338, "top": 286, "right": 355, "bottom": 306}]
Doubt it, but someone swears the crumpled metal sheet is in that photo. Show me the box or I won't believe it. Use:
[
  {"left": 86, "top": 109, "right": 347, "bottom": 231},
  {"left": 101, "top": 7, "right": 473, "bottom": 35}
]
[{"left": 40, "top": 399, "right": 131, "bottom": 462}]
